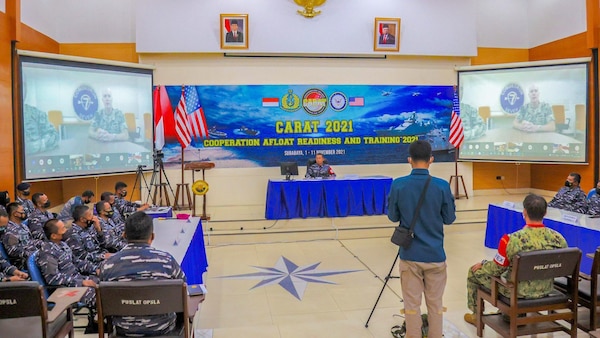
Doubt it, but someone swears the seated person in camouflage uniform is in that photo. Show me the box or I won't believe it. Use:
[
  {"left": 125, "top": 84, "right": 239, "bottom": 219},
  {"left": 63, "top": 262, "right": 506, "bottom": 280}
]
[
  {"left": 0, "top": 191, "right": 10, "bottom": 213},
  {"left": 95, "top": 201, "right": 126, "bottom": 252},
  {"left": 548, "top": 172, "right": 588, "bottom": 213},
  {"left": 0, "top": 227, "right": 28, "bottom": 283},
  {"left": 305, "top": 153, "right": 336, "bottom": 179},
  {"left": 114, "top": 181, "right": 149, "bottom": 218},
  {"left": 588, "top": 181, "right": 600, "bottom": 216},
  {"left": 88, "top": 88, "right": 129, "bottom": 142},
  {"left": 100, "top": 191, "right": 126, "bottom": 226},
  {"left": 0, "top": 210, "right": 28, "bottom": 282},
  {"left": 463, "top": 194, "right": 567, "bottom": 325},
  {"left": 459, "top": 86, "right": 486, "bottom": 140},
  {"left": 23, "top": 87, "right": 59, "bottom": 154},
  {"left": 99, "top": 211, "right": 186, "bottom": 337},
  {"left": 15, "top": 182, "right": 35, "bottom": 218},
  {"left": 63, "top": 205, "right": 110, "bottom": 270},
  {"left": 3, "top": 203, "right": 42, "bottom": 270},
  {"left": 57, "top": 190, "right": 95, "bottom": 222},
  {"left": 37, "top": 219, "right": 98, "bottom": 307},
  {"left": 28, "top": 192, "right": 56, "bottom": 241},
  {"left": 512, "top": 85, "right": 556, "bottom": 132}
]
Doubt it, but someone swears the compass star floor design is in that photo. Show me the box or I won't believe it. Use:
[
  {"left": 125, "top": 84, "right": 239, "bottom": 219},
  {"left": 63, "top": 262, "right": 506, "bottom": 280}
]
[{"left": 217, "top": 256, "right": 361, "bottom": 300}]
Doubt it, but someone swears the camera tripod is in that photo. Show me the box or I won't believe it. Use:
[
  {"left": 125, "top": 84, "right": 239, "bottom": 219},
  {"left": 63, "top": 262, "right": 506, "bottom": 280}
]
[
  {"left": 365, "top": 253, "right": 401, "bottom": 327},
  {"left": 148, "top": 153, "right": 176, "bottom": 206},
  {"left": 131, "top": 164, "right": 151, "bottom": 202}
]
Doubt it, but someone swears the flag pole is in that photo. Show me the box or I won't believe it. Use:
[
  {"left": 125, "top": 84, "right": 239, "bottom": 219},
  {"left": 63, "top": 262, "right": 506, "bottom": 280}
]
[{"left": 453, "top": 148, "right": 459, "bottom": 199}]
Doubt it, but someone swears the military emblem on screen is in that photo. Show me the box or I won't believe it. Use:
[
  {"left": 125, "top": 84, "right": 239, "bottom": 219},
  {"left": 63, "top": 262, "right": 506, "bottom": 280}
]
[
  {"left": 500, "top": 83, "right": 524, "bottom": 114},
  {"left": 72, "top": 84, "right": 99, "bottom": 120}
]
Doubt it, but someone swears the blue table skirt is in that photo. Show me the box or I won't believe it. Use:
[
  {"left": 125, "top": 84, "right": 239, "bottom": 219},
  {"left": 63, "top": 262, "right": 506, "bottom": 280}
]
[
  {"left": 485, "top": 204, "right": 597, "bottom": 274},
  {"left": 265, "top": 177, "right": 392, "bottom": 219}
]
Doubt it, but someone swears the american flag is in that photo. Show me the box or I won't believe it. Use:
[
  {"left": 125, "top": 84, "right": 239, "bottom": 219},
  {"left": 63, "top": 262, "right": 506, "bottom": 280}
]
[
  {"left": 449, "top": 89, "right": 464, "bottom": 148},
  {"left": 175, "top": 86, "right": 209, "bottom": 148}
]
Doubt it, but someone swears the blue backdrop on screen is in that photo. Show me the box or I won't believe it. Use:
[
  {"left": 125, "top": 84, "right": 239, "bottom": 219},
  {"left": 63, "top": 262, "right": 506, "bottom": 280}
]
[{"left": 161, "top": 85, "right": 456, "bottom": 168}]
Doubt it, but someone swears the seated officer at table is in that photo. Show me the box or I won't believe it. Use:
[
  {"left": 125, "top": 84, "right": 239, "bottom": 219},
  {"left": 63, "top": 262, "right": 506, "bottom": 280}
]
[
  {"left": 305, "top": 153, "right": 336, "bottom": 179},
  {"left": 99, "top": 211, "right": 186, "bottom": 337},
  {"left": 463, "top": 194, "right": 567, "bottom": 326},
  {"left": 548, "top": 172, "right": 587, "bottom": 213},
  {"left": 587, "top": 180, "right": 600, "bottom": 216}
]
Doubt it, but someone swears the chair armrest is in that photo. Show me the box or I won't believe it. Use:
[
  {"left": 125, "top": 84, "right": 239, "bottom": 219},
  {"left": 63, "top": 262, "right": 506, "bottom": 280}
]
[
  {"left": 46, "top": 287, "right": 88, "bottom": 323},
  {"left": 488, "top": 275, "right": 514, "bottom": 305}
]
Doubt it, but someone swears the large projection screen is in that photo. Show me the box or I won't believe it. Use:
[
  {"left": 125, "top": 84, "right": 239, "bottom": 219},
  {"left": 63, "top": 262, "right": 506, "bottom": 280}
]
[
  {"left": 19, "top": 51, "right": 155, "bottom": 180},
  {"left": 458, "top": 60, "right": 589, "bottom": 164}
]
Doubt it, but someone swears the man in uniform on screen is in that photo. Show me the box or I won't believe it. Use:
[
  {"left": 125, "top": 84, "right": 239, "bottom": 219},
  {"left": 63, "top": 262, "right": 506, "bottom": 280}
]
[
  {"left": 512, "top": 85, "right": 556, "bottom": 132},
  {"left": 459, "top": 87, "right": 486, "bottom": 140},
  {"left": 548, "top": 172, "right": 587, "bottom": 213},
  {"left": 22, "top": 85, "right": 59, "bottom": 155},
  {"left": 89, "top": 88, "right": 130, "bottom": 142}
]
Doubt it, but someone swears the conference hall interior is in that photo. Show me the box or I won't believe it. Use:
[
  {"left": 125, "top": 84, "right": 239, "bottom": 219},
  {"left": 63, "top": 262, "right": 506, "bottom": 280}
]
[{"left": 0, "top": 1, "right": 599, "bottom": 337}]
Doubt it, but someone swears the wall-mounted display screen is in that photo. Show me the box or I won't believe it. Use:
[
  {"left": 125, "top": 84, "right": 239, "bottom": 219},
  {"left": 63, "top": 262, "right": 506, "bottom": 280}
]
[
  {"left": 19, "top": 53, "right": 154, "bottom": 180},
  {"left": 458, "top": 61, "right": 588, "bottom": 163}
]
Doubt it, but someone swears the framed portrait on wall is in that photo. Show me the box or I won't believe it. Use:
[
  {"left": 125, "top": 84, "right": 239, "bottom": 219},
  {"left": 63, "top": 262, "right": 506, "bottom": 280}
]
[
  {"left": 373, "top": 18, "right": 400, "bottom": 52},
  {"left": 220, "top": 14, "right": 248, "bottom": 49}
]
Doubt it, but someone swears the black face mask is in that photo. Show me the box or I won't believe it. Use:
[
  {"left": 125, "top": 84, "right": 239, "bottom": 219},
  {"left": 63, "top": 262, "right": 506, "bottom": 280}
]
[
  {"left": 42, "top": 201, "right": 51, "bottom": 208},
  {"left": 16, "top": 212, "right": 27, "bottom": 221},
  {"left": 596, "top": 188, "right": 600, "bottom": 195},
  {"left": 564, "top": 181, "right": 573, "bottom": 188},
  {"left": 87, "top": 220, "right": 95, "bottom": 227},
  {"left": 22, "top": 191, "right": 30, "bottom": 196},
  {"left": 105, "top": 210, "right": 114, "bottom": 217},
  {"left": 120, "top": 191, "right": 127, "bottom": 198}
]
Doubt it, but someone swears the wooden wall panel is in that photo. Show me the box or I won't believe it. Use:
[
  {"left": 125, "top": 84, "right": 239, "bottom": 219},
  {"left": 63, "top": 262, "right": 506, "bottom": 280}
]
[
  {"left": 529, "top": 32, "right": 590, "bottom": 61},
  {"left": 471, "top": 48, "right": 529, "bottom": 66},
  {"left": 60, "top": 43, "right": 138, "bottom": 63},
  {"left": 0, "top": 12, "right": 14, "bottom": 194},
  {"left": 469, "top": 162, "right": 530, "bottom": 190}
]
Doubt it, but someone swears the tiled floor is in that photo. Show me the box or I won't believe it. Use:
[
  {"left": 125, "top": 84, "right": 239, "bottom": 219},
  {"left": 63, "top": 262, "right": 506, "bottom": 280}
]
[{"left": 74, "top": 192, "right": 585, "bottom": 337}]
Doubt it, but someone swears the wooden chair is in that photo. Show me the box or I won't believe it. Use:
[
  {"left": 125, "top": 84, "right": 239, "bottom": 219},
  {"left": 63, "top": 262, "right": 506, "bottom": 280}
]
[
  {"left": 124, "top": 112, "right": 137, "bottom": 140},
  {"left": 552, "top": 105, "right": 570, "bottom": 133},
  {"left": 28, "top": 251, "right": 93, "bottom": 329},
  {"left": 575, "top": 104, "right": 586, "bottom": 137},
  {"left": 47, "top": 110, "right": 64, "bottom": 139},
  {"left": 556, "top": 247, "right": 600, "bottom": 331},
  {"left": 143, "top": 112, "right": 152, "bottom": 141},
  {"left": 96, "top": 279, "right": 190, "bottom": 337},
  {"left": 478, "top": 106, "right": 491, "bottom": 129},
  {"left": 476, "top": 247, "right": 581, "bottom": 337},
  {"left": 0, "top": 281, "right": 86, "bottom": 338}
]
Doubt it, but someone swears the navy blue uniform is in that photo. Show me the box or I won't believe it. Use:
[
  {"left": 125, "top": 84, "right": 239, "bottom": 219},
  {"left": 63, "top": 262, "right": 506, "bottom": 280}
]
[
  {"left": 37, "top": 241, "right": 97, "bottom": 306},
  {"left": 100, "top": 243, "right": 185, "bottom": 336},
  {"left": 3, "top": 220, "right": 42, "bottom": 270},
  {"left": 28, "top": 209, "right": 55, "bottom": 241}
]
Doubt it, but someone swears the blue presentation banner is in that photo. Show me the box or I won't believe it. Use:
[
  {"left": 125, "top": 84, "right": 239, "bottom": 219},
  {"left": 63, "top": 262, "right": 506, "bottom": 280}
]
[{"left": 160, "top": 84, "right": 456, "bottom": 168}]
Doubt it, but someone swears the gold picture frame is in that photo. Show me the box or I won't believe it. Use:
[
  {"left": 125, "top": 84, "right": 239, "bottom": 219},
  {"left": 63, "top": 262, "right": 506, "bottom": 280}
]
[
  {"left": 373, "top": 17, "right": 400, "bottom": 52},
  {"left": 220, "top": 14, "right": 249, "bottom": 50}
]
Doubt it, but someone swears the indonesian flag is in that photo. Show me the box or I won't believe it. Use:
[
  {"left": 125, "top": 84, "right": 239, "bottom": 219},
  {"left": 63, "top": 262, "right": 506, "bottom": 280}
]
[{"left": 153, "top": 85, "right": 172, "bottom": 150}]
